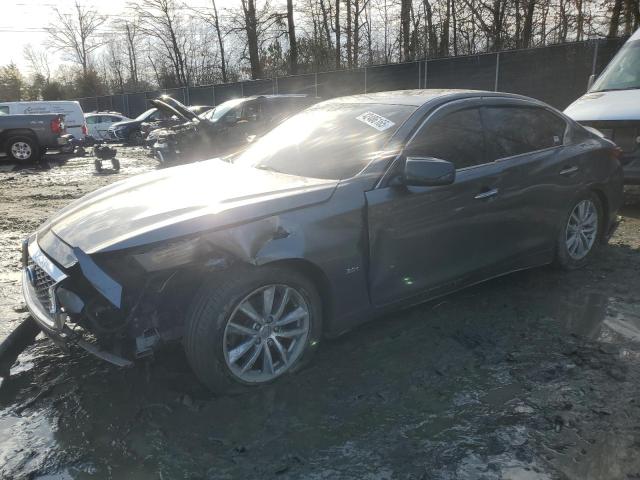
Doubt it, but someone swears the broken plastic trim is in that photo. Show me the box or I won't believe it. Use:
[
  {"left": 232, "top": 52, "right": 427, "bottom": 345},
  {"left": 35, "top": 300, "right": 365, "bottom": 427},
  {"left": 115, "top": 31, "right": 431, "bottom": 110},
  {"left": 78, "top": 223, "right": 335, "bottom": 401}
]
[{"left": 73, "top": 247, "right": 123, "bottom": 309}]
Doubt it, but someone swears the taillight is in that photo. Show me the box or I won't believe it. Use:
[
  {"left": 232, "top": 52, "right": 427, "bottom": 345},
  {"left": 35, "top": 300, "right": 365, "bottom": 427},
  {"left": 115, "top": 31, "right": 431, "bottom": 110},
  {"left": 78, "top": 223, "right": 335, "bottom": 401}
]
[
  {"left": 82, "top": 123, "right": 88, "bottom": 136},
  {"left": 50, "top": 117, "right": 63, "bottom": 134}
]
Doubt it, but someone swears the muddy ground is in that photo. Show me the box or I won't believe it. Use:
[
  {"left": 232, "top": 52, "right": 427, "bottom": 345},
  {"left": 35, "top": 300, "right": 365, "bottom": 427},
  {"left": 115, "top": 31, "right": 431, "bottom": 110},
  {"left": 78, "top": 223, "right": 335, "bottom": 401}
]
[{"left": 0, "top": 148, "right": 639, "bottom": 480}]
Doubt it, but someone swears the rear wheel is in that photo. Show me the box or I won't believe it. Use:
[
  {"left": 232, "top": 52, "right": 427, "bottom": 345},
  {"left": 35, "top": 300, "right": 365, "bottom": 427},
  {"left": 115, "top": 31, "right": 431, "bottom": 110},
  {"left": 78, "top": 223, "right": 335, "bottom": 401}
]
[
  {"left": 184, "top": 265, "right": 322, "bottom": 393},
  {"left": 555, "top": 192, "right": 603, "bottom": 269},
  {"left": 6, "top": 136, "right": 39, "bottom": 162}
]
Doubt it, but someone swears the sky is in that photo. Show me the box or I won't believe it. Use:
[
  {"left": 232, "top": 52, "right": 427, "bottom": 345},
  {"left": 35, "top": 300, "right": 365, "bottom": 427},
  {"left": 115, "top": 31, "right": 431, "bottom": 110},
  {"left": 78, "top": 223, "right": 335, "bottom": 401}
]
[{"left": 0, "top": 0, "right": 236, "bottom": 72}]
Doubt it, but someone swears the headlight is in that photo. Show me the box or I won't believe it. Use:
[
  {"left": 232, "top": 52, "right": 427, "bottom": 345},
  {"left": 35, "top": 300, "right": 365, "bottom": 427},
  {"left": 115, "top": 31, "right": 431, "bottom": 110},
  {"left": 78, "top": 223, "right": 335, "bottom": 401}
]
[{"left": 133, "top": 238, "right": 202, "bottom": 272}]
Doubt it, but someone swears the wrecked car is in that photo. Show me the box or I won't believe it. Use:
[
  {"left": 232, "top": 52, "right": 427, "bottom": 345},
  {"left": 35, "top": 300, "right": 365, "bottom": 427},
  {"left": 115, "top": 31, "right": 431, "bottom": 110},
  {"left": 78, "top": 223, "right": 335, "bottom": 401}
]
[
  {"left": 142, "top": 104, "right": 213, "bottom": 147},
  {"left": 107, "top": 107, "right": 173, "bottom": 145},
  {"left": 21, "top": 90, "right": 623, "bottom": 392},
  {"left": 151, "top": 94, "right": 316, "bottom": 164}
]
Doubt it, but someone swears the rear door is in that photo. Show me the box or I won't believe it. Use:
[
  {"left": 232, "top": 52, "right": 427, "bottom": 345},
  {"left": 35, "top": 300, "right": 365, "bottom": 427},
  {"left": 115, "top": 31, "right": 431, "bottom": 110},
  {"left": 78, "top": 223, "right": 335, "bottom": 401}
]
[
  {"left": 480, "top": 99, "right": 575, "bottom": 259},
  {"left": 366, "top": 99, "right": 516, "bottom": 306}
]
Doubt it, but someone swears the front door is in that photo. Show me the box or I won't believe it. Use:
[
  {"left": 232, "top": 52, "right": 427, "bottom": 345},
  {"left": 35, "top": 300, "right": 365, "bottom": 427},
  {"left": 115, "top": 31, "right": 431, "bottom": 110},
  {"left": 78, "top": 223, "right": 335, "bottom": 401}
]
[{"left": 365, "top": 101, "right": 514, "bottom": 306}]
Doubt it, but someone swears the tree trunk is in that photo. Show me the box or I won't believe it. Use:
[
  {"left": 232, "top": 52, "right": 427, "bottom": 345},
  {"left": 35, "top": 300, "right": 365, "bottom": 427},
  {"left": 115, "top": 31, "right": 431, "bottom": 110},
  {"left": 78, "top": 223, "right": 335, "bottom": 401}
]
[
  {"left": 439, "top": 0, "right": 450, "bottom": 56},
  {"left": 242, "top": 0, "right": 262, "bottom": 79},
  {"left": 335, "top": 0, "right": 341, "bottom": 68},
  {"left": 522, "top": 0, "right": 536, "bottom": 47},
  {"left": 346, "top": 0, "right": 352, "bottom": 68},
  {"left": 211, "top": 0, "right": 227, "bottom": 83},
  {"left": 401, "top": 0, "right": 412, "bottom": 60},
  {"left": 287, "top": 0, "right": 298, "bottom": 74},
  {"left": 353, "top": 0, "right": 360, "bottom": 66}
]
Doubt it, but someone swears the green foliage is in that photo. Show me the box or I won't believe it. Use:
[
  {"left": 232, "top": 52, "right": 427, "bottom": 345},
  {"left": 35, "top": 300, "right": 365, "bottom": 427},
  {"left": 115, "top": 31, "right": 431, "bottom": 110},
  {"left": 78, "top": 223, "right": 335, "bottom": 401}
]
[{"left": 0, "top": 63, "right": 24, "bottom": 101}]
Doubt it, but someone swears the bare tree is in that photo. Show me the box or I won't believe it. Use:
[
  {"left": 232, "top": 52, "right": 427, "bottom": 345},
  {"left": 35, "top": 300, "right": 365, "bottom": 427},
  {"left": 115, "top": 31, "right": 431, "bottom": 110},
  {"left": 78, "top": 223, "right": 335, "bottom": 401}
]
[
  {"left": 211, "top": 0, "right": 228, "bottom": 83},
  {"left": 335, "top": 0, "right": 341, "bottom": 68},
  {"left": 23, "top": 44, "right": 51, "bottom": 82},
  {"left": 46, "top": 1, "right": 106, "bottom": 77},
  {"left": 133, "top": 0, "right": 189, "bottom": 86},
  {"left": 287, "top": 0, "right": 299, "bottom": 74},
  {"left": 241, "top": 0, "right": 262, "bottom": 78}
]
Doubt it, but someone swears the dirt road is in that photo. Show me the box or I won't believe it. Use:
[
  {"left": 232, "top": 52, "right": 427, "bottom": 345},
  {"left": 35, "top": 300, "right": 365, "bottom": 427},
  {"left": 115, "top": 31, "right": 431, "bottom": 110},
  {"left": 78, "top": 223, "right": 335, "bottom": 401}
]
[{"left": 1, "top": 149, "right": 639, "bottom": 479}]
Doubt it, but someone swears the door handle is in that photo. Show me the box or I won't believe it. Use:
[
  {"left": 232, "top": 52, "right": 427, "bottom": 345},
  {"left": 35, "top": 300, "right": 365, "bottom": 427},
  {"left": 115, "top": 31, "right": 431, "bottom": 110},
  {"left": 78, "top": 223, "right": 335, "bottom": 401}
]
[
  {"left": 474, "top": 188, "right": 499, "bottom": 200},
  {"left": 560, "top": 166, "right": 579, "bottom": 175}
]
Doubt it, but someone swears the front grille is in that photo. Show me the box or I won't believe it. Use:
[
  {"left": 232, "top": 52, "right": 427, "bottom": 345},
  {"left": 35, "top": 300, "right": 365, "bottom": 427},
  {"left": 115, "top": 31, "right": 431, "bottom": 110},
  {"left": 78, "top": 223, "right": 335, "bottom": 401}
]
[
  {"left": 581, "top": 121, "right": 640, "bottom": 153},
  {"left": 28, "top": 258, "right": 56, "bottom": 313}
]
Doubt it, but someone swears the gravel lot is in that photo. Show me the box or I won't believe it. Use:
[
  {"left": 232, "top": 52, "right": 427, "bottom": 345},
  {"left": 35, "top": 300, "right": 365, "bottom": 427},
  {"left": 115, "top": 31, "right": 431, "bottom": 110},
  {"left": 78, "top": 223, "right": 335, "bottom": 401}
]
[{"left": 0, "top": 148, "right": 639, "bottom": 479}]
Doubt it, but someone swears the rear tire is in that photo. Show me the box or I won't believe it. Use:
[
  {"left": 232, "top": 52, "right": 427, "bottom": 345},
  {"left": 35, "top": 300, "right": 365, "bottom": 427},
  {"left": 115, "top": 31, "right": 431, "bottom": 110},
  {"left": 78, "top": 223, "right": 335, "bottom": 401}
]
[
  {"left": 184, "top": 265, "right": 322, "bottom": 394},
  {"left": 5, "top": 136, "right": 39, "bottom": 162},
  {"left": 555, "top": 191, "right": 603, "bottom": 270}
]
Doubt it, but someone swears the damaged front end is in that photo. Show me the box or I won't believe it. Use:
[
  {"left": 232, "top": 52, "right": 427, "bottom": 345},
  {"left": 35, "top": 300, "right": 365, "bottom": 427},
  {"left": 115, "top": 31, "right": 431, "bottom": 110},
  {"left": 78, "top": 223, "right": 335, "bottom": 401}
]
[{"left": 21, "top": 231, "right": 229, "bottom": 367}]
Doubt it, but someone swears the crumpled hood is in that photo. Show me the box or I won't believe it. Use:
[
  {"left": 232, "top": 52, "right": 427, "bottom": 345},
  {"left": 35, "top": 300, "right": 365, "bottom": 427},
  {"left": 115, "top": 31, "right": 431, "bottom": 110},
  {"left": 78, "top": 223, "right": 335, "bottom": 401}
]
[
  {"left": 564, "top": 90, "right": 640, "bottom": 121},
  {"left": 110, "top": 119, "right": 141, "bottom": 129},
  {"left": 44, "top": 160, "right": 337, "bottom": 254}
]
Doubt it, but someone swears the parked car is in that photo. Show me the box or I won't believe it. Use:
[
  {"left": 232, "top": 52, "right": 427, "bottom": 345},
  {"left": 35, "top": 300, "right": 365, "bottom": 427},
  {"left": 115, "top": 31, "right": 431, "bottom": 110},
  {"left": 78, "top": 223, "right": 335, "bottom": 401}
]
[
  {"left": 141, "top": 104, "right": 213, "bottom": 145},
  {"left": 151, "top": 94, "right": 316, "bottom": 164},
  {"left": 85, "top": 112, "right": 130, "bottom": 141},
  {"left": 0, "top": 113, "right": 70, "bottom": 161},
  {"left": 564, "top": 27, "right": 640, "bottom": 184},
  {"left": 0, "top": 101, "right": 86, "bottom": 147},
  {"left": 20, "top": 90, "right": 623, "bottom": 392},
  {"left": 107, "top": 107, "right": 173, "bottom": 144}
]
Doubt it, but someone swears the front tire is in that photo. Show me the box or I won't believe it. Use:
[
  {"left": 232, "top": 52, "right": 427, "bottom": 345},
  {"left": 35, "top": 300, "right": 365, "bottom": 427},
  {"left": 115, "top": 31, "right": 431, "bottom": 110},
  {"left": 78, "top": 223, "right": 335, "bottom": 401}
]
[
  {"left": 555, "top": 191, "right": 603, "bottom": 270},
  {"left": 184, "top": 265, "right": 322, "bottom": 394},
  {"left": 127, "top": 130, "right": 143, "bottom": 146},
  {"left": 6, "top": 136, "right": 39, "bottom": 162}
]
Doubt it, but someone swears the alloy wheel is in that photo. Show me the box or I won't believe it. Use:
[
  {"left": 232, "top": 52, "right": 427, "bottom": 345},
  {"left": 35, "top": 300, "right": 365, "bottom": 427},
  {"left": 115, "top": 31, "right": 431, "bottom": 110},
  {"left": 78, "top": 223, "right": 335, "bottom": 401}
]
[
  {"left": 11, "top": 141, "right": 32, "bottom": 160},
  {"left": 565, "top": 199, "right": 598, "bottom": 260},
  {"left": 223, "top": 284, "right": 310, "bottom": 383}
]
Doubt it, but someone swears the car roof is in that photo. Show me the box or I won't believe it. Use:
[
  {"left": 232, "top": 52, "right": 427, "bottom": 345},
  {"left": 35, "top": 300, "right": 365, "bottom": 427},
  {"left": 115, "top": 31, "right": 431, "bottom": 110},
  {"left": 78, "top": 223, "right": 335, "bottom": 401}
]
[
  {"left": 630, "top": 27, "right": 640, "bottom": 41},
  {"left": 324, "top": 89, "right": 534, "bottom": 107}
]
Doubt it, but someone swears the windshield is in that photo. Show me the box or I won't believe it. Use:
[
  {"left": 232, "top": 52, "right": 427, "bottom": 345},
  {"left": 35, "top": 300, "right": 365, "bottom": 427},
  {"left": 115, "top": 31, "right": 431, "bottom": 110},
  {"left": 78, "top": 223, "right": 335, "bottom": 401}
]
[
  {"left": 199, "top": 108, "right": 214, "bottom": 119},
  {"left": 136, "top": 108, "right": 157, "bottom": 121},
  {"left": 234, "top": 102, "right": 416, "bottom": 180},
  {"left": 591, "top": 39, "right": 640, "bottom": 92},
  {"left": 210, "top": 98, "right": 245, "bottom": 122}
]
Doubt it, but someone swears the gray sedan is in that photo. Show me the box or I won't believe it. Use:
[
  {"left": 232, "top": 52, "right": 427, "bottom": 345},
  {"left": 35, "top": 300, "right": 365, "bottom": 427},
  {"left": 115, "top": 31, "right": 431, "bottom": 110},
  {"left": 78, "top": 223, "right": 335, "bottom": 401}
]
[{"left": 21, "top": 90, "right": 623, "bottom": 392}]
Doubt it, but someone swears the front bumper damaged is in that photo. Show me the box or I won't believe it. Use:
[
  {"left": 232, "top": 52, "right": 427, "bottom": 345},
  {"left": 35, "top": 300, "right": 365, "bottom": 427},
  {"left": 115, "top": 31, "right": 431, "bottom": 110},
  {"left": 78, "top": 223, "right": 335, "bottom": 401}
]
[{"left": 21, "top": 238, "right": 133, "bottom": 367}]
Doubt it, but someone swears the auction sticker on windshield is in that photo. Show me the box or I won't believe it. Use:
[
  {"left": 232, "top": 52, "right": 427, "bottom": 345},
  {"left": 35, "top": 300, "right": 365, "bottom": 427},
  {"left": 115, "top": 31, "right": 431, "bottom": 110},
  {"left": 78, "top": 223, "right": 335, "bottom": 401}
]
[{"left": 356, "top": 111, "right": 396, "bottom": 131}]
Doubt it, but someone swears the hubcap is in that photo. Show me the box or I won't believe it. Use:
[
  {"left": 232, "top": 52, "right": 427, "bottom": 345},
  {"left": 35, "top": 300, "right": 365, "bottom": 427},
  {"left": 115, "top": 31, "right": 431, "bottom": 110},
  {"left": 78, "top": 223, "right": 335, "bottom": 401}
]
[
  {"left": 11, "top": 142, "right": 32, "bottom": 160},
  {"left": 565, "top": 199, "right": 598, "bottom": 260},
  {"left": 223, "top": 284, "right": 310, "bottom": 383}
]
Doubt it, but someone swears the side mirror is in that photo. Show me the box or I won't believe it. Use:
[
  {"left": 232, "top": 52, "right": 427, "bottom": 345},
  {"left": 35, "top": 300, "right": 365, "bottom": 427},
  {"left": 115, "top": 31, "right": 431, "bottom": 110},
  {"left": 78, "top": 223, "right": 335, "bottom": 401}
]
[
  {"left": 587, "top": 74, "right": 596, "bottom": 91},
  {"left": 403, "top": 157, "right": 455, "bottom": 187}
]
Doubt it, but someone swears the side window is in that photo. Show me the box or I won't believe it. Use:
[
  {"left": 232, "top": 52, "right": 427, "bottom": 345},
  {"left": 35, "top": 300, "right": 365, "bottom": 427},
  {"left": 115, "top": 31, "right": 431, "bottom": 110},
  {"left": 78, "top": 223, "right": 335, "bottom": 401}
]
[
  {"left": 85, "top": 116, "right": 98, "bottom": 125},
  {"left": 243, "top": 101, "right": 260, "bottom": 122},
  {"left": 405, "top": 107, "right": 485, "bottom": 170},
  {"left": 483, "top": 106, "right": 566, "bottom": 160},
  {"left": 0, "top": 106, "right": 9, "bottom": 114},
  {"left": 109, "top": 116, "right": 121, "bottom": 123}
]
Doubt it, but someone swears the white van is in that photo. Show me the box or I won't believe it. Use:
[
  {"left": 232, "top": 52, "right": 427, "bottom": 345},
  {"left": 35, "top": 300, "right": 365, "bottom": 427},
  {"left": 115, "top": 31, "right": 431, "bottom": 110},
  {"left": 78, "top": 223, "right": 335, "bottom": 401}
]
[
  {"left": 564, "top": 29, "right": 640, "bottom": 184},
  {"left": 0, "top": 101, "right": 87, "bottom": 143}
]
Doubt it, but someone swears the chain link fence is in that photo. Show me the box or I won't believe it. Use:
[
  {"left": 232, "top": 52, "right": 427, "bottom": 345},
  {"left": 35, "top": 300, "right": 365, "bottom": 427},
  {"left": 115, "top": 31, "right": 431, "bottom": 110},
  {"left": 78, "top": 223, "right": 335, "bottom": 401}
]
[{"left": 78, "top": 38, "right": 626, "bottom": 118}]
